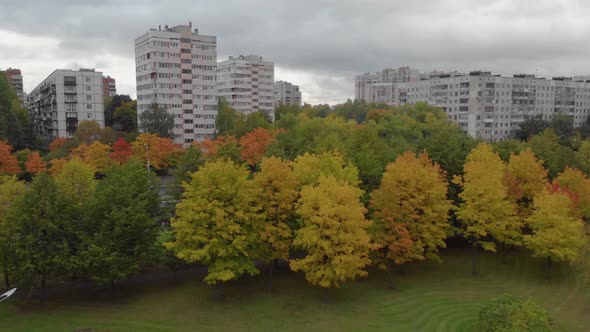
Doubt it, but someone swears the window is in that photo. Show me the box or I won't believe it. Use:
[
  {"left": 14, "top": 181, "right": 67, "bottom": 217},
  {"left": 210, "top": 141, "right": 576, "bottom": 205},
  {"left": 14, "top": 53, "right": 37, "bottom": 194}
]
[
  {"left": 86, "top": 95, "right": 92, "bottom": 101},
  {"left": 86, "top": 86, "right": 91, "bottom": 91},
  {"left": 85, "top": 77, "right": 91, "bottom": 83},
  {"left": 86, "top": 104, "right": 92, "bottom": 110}
]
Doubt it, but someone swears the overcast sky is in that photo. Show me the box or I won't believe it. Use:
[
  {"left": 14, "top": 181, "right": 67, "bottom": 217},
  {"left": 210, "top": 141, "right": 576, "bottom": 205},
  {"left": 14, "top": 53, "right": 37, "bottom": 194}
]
[{"left": 1, "top": 0, "right": 590, "bottom": 105}]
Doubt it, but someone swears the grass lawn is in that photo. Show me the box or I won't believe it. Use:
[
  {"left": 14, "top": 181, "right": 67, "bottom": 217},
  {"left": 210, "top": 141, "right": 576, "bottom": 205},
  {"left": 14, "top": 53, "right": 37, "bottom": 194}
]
[{"left": 0, "top": 247, "right": 588, "bottom": 332}]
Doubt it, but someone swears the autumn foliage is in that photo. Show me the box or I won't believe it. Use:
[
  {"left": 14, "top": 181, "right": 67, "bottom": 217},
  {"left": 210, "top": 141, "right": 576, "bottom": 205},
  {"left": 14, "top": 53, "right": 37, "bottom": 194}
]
[
  {"left": 0, "top": 141, "right": 20, "bottom": 174},
  {"left": 25, "top": 151, "right": 47, "bottom": 174},
  {"left": 239, "top": 128, "right": 282, "bottom": 166},
  {"left": 132, "top": 133, "right": 182, "bottom": 170},
  {"left": 48, "top": 137, "right": 68, "bottom": 152},
  {"left": 110, "top": 138, "right": 133, "bottom": 164}
]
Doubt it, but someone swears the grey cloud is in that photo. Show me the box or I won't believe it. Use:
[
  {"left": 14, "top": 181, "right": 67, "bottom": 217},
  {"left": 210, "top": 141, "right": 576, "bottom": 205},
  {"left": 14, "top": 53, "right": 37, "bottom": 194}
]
[{"left": 1, "top": 0, "right": 590, "bottom": 104}]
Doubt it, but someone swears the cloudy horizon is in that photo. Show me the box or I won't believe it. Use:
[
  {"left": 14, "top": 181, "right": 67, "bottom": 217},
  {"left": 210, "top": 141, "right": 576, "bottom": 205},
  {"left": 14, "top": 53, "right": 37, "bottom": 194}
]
[{"left": 1, "top": 0, "right": 590, "bottom": 105}]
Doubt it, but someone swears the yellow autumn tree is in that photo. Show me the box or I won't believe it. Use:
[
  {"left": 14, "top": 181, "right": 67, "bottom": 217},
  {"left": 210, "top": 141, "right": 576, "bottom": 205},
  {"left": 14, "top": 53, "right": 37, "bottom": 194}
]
[
  {"left": 48, "top": 158, "right": 68, "bottom": 176},
  {"left": 253, "top": 157, "right": 299, "bottom": 279},
  {"left": 71, "top": 141, "right": 114, "bottom": 173},
  {"left": 166, "top": 159, "right": 264, "bottom": 285},
  {"left": 292, "top": 151, "right": 359, "bottom": 187},
  {"left": 555, "top": 167, "right": 590, "bottom": 222},
  {"left": 454, "top": 143, "right": 520, "bottom": 275},
  {"left": 505, "top": 149, "right": 548, "bottom": 215},
  {"left": 290, "top": 176, "right": 374, "bottom": 288},
  {"left": 54, "top": 159, "right": 97, "bottom": 205},
  {"left": 523, "top": 188, "right": 586, "bottom": 277},
  {"left": 370, "top": 151, "right": 452, "bottom": 287}
]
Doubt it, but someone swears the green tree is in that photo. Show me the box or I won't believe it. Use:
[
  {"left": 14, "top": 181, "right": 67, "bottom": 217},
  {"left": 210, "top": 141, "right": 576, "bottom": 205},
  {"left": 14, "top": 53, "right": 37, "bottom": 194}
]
[
  {"left": 215, "top": 97, "right": 237, "bottom": 135},
  {"left": 3, "top": 173, "right": 74, "bottom": 303},
  {"left": 103, "top": 94, "right": 132, "bottom": 127},
  {"left": 530, "top": 129, "right": 575, "bottom": 178},
  {"left": 139, "top": 102, "right": 174, "bottom": 138},
  {"left": 0, "top": 74, "right": 35, "bottom": 150},
  {"left": 574, "top": 139, "right": 590, "bottom": 175},
  {"left": 290, "top": 176, "right": 374, "bottom": 288},
  {"left": 54, "top": 159, "right": 97, "bottom": 205},
  {"left": 79, "top": 160, "right": 160, "bottom": 287},
  {"left": 478, "top": 295, "right": 553, "bottom": 332},
  {"left": 454, "top": 143, "right": 520, "bottom": 275},
  {"left": 113, "top": 100, "right": 137, "bottom": 133},
  {"left": 0, "top": 176, "right": 27, "bottom": 288},
  {"left": 166, "top": 159, "right": 264, "bottom": 285},
  {"left": 516, "top": 114, "right": 549, "bottom": 141}
]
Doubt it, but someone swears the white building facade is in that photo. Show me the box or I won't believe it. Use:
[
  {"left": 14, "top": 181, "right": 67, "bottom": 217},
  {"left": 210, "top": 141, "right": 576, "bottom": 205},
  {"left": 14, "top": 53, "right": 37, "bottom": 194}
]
[
  {"left": 135, "top": 23, "right": 218, "bottom": 144},
  {"left": 356, "top": 70, "right": 590, "bottom": 142},
  {"left": 355, "top": 66, "right": 419, "bottom": 102},
  {"left": 274, "top": 80, "right": 302, "bottom": 107},
  {"left": 27, "top": 69, "right": 104, "bottom": 140},
  {"left": 218, "top": 55, "right": 275, "bottom": 120}
]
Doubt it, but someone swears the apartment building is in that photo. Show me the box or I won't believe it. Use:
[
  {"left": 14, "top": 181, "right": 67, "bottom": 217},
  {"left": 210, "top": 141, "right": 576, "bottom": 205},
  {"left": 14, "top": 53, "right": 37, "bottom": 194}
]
[
  {"left": 218, "top": 55, "right": 275, "bottom": 121},
  {"left": 102, "top": 76, "right": 117, "bottom": 97},
  {"left": 1, "top": 67, "right": 24, "bottom": 102},
  {"left": 357, "top": 70, "right": 590, "bottom": 141},
  {"left": 355, "top": 66, "right": 418, "bottom": 101},
  {"left": 274, "top": 80, "right": 302, "bottom": 107},
  {"left": 135, "top": 23, "right": 218, "bottom": 144},
  {"left": 26, "top": 69, "right": 104, "bottom": 140}
]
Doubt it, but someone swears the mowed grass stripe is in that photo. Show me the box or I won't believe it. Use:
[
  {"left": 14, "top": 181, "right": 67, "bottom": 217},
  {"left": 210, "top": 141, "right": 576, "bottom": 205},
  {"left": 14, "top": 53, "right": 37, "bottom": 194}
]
[{"left": 0, "top": 248, "right": 587, "bottom": 332}]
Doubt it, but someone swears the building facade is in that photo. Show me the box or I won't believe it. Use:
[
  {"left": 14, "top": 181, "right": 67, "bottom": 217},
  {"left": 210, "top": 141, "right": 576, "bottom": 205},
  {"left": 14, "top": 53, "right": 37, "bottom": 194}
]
[
  {"left": 355, "top": 66, "right": 418, "bottom": 102},
  {"left": 27, "top": 69, "right": 104, "bottom": 140},
  {"left": 356, "top": 70, "right": 590, "bottom": 142},
  {"left": 135, "top": 23, "right": 218, "bottom": 144},
  {"left": 1, "top": 68, "right": 24, "bottom": 102},
  {"left": 274, "top": 80, "right": 302, "bottom": 107},
  {"left": 218, "top": 55, "right": 275, "bottom": 121},
  {"left": 102, "top": 76, "right": 117, "bottom": 97}
]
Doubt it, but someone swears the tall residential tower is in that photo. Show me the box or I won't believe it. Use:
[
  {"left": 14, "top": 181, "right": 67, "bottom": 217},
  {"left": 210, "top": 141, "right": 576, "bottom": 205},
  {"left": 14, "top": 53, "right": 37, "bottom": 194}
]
[
  {"left": 274, "top": 80, "right": 302, "bottom": 107},
  {"left": 135, "top": 23, "right": 218, "bottom": 144},
  {"left": 218, "top": 55, "right": 275, "bottom": 121}
]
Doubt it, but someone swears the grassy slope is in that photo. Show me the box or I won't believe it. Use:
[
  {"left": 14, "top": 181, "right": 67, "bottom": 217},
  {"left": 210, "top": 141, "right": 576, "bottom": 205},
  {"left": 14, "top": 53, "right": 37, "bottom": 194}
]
[{"left": 0, "top": 248, "right": 588, "bottom": 332}]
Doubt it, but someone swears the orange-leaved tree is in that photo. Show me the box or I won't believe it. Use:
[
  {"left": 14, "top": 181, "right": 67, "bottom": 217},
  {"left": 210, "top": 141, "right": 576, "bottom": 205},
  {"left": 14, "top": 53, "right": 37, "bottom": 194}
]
[
  {"left": 197, "top": 135, "right": 241, "bottom": 163},
  {"left": 48, "top": 137, "right": 68, "bottom": 152},
  {"left": 131, "top": 133, "right": 182, "bottom": 171},
  {"left": 110, "top": 137, "right": 133, "bottom": 165},
  {"left": 0, "top": 141, "right": 20, "bottom": 175},
  {"left": 239, "top": 128, "right": 282, "bottom": 167},
  {"left": 25, "top": 151, "right": 47, "bottom": 174}
]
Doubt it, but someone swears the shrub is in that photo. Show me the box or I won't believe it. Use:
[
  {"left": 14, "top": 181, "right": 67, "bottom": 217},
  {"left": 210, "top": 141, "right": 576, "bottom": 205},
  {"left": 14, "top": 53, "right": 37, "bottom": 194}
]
[{"left": 478, "top": 295, "right": 552, "bottom": 331}]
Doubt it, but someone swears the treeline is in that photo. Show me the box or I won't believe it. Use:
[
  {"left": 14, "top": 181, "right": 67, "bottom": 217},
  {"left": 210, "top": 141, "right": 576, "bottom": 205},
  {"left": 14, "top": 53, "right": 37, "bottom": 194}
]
[
  {"left": 0, "top": 102, "right": 589, "bottom": 302},
  {"left": 0, "top": 74, "right": 37, "bottom": 150}
]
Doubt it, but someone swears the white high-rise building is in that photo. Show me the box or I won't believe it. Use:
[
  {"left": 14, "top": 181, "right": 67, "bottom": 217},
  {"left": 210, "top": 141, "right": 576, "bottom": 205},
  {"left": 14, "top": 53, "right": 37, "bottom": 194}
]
[
  {"left": 355, "top": 66, "right": 418, "bottom": 101},
  {"left": 27, "top": 69, "right": 104, "bottom": 140},
  {"left": 135, "top": 23, "right": 218, "bottom": 144},
  {"left": 356, "top": 69, "right": 590, "bottom": 142},
  {"left": 274, "top": 81, "right": 302, "bottom": 107},
  {"left": 218, "top": 55, "right": 275, "bottom": 121}
]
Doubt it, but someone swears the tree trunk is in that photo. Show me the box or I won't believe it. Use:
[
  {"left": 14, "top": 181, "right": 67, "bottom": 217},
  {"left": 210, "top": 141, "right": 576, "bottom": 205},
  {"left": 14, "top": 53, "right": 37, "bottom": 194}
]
[
  {"left": 471, "top": 244, "right": 479, "bottom": 276},
  {"left": 40, "top": 274, "right": 47, "bottom": 305},
  {"left": 387, "top": 267, "right": 396, "bottom": 290},
  {"left": 274, "top": 258, "right": 279, "bottom": 270},
  {"left": 4, "top": 271, "right": 10, "bottom": 289},
  {"left": 267, "top": 261, "right": 274, "bottom": 291},
  {"left": 546, "top": 256, "right": 552, "bottom": 279},
  {"left": 110, "top": 279, "right": 116, "bottom": 291}
]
